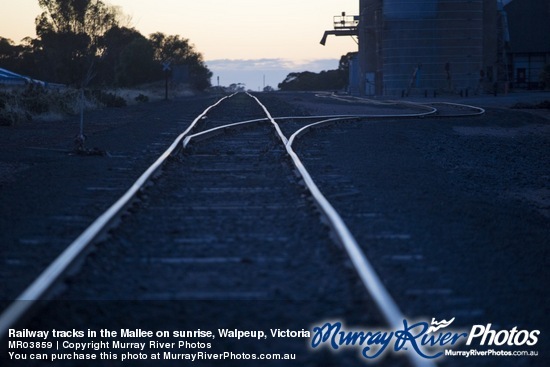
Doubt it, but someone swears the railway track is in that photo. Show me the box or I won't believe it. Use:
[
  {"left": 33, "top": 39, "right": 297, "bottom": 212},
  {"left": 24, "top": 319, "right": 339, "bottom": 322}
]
[{"left": 1, "top": 92, "right": 486, "bottom": 366}]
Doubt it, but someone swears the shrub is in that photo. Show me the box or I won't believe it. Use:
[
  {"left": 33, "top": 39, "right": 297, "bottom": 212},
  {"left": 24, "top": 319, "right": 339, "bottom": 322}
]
[
  {"left": 91, "top": 90, "right": 127, "bottom": 107},
  {"left": 20, "top": 85, "right": 50, "bottom": 114},
  {"left": 135, "top": 93, "right": 149, "bottom": 103},
  {"left": 0, "top": 91, "right": 22, "bottom": 126}
]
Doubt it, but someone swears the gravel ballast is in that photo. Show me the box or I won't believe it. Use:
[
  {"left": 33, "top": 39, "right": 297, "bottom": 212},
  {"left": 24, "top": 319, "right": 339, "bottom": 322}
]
[{"left": 1, "top": 91, "right": 549, "bottom": 366}]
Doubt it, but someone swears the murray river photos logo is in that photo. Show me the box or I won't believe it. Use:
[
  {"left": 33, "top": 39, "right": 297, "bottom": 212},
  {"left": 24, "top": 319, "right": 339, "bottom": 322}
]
[{"left": 310, "top": 318, "right": 540, "bottom": 360}]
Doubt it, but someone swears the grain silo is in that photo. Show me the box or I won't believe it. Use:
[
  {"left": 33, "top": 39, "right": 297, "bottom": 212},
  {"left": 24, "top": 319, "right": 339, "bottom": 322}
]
[
  {"left": 323, "top": 0, "right": 500, "bottom": 96},
  {"left": 363, "top": 0, "right": 502, "bottom": 96}
]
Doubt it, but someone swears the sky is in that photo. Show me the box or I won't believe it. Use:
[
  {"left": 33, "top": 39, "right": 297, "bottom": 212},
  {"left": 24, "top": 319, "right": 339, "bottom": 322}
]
[{"left": 0, "top": 0, "right": 359, "bottom": 89}]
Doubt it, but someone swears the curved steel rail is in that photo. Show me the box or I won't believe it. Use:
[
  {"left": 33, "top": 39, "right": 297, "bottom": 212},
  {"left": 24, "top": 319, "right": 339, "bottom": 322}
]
[
  {"left": 183, "top": 117, "right": 269, "bottom": 148},
  {"left": 259, "top": 99, "right": 437, "bottom": 367},
  {"left": 0, "top": 93, "right": 236, "bottom": 338},
  {"left": 1, "top": 92, "right": 484, "bottom": 367},
  {"left": 423, "top": 101, "right": 486, "bottom": 117},
  {"left": 246, "top": 92, "right": 289, "bottom": 145},
  {"left": 281, "top": 100, "right": 482, "bottom": 361},
  {"left": 185, "top": 95, "right": 484, "bottom": 148},
  {"left": 180, "top": 93, "right": 445, "bottom": 367},
  {"left": 317, "top": 92, "right": 485, "bottom": 118}
]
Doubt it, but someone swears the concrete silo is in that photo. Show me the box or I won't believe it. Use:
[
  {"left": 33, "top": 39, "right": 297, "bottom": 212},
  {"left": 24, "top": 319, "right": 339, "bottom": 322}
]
[{"left": 345, "top": 0, "right": 498, "bottom": 96}]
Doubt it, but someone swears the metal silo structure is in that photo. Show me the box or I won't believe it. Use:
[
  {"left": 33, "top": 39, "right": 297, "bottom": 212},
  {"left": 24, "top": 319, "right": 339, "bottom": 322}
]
[{"left": 362, "top": 0, "right": 499, "bottom": 96}]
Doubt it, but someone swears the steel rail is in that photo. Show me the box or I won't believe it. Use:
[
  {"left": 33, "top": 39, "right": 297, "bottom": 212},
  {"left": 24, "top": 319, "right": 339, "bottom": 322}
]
[
  {"left": 184, "top": 100, "right": 479, "bottom": 153},
  {"left": 182, "top": 95, "right": 483, "bottom": 367},
  {"left": 249, "top": 94, "right": 438, "bottom": 367},
  {"left": 276, "top": 109, "right": 438, "bottom": 119},
  {"left": 422, "top": 101, "right": 486, "bottom": 117},
  {"left": 220, "top": 101, "right": 438, "bottom": 134},
  {"left": 178, "top": 100, "right": 440, "bottom": 144},
  {"left": 183, "top": 107, "right": 436, "bottom": 150},
  {"left": 183, "top": 117, "right": 269, "bottom": 148},
  {"left": 317, "top": 92, "right": 485, "bottom": 118},
  {"left": 0, "top": 93, "right": 236, "bottom": 339},
  {"left": 181, "top": 96, "right": 436, "bottom": 367},
  {"left": 246, "top": 93, "right": 289, "bottom": 145},
  {"left": 180, "top": 98, "right": 482, "bottom": 367},
  {"left": 316, "top": 92, "right": 403, "bottom": 106},
  {"left": 0, "top": 90, "right": 484, "bottom": 366}
]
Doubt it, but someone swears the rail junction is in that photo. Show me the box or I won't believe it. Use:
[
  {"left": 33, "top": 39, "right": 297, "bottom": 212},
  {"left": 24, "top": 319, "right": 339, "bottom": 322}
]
[{"left": 3, "top": 91, "right": 545, "bottom": 367}]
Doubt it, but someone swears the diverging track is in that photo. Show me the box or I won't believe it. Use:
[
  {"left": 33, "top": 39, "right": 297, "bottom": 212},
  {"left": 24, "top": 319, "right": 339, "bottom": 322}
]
[{"left": 1, "top": 92, "right": 485, "bottom": 366}]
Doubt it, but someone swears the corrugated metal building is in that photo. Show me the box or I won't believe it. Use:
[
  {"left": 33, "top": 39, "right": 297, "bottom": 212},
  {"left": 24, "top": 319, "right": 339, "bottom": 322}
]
[
  {"left": 505, "top": 0, "right": 550, "bottom": 89},
  {"left": 0, "top": 67, "right": 62, "bottom": 88},
  {"left": 0, "top": 68, "right": 34, "bottom": 85},
  {"left": 358, "top": 0, "right": 498, "bottom": 96}
]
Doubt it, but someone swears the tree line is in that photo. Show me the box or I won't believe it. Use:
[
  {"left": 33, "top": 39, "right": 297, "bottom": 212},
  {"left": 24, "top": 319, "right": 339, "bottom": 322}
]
[
  {"left": 278, "top": 54, "right": 351, "bottom": 91},
  {"left": 0, "top": 0, "right": 212, "bottom": 90}
]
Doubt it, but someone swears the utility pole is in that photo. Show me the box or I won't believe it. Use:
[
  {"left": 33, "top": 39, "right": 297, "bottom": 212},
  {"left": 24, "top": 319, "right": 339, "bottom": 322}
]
[{"left": 162, "top": 61, "right": 171, "bottom": 100}]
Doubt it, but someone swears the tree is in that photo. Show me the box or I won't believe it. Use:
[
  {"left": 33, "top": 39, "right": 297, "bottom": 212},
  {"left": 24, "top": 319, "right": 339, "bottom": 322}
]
[
  {"left": 2, "top": 2, "right": 212, "bottom": 94},
  {"left": 0, "top": 37, "right": 20, "bottom": 73},
  {"left": 115, "top": 37, "right": 157, "bottom": 87},
  {"left": 278, "top": 56, "right": 349, "bottom": 91},
  {"left": 149, "top": 32, "right": 212, "bottom": 90},
  {"left": 35, "top": 0, "right": 122, "bottom": 150},
  {"left": 0, "top": 37, "right": 36, "bottom": 76},
  {"left": 338, "top": 53, "right": 350, "bottom": 72},
  {"left": 278, "top": 70, "right": 346, "bottom": 91},
  {"left": 0, "top": 37, "right": 16, "bottom": 62},
  {"left": 149, "top": 33, "right": 193, "bottom": 64},
  {"left": 227, "top": 83, "right": 246, "bottom": 92},
  {"left": 35, "top": 0, "right": 121, "bottom": 86},
  {"left": 98, "top": 26, "right": 154, "bottom": 86}
]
